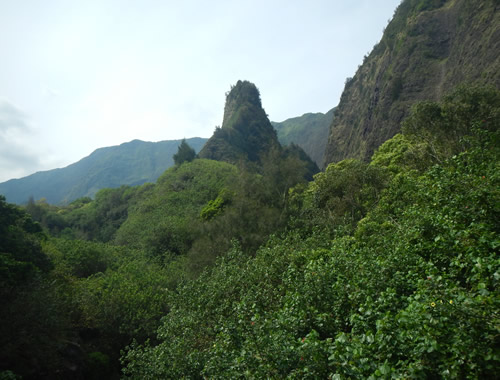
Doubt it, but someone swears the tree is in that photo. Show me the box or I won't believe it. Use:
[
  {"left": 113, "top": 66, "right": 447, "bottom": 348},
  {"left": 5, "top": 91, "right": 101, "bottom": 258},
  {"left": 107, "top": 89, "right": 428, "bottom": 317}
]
[
  {"left": 0, "top": 196, "right": 71, "bottom": 378},
  {"left": 402, "top": 84, "right": 500, "bottom": 164},
  {"left": 173, "top": 139, "right": 196, "bottom": 165}
]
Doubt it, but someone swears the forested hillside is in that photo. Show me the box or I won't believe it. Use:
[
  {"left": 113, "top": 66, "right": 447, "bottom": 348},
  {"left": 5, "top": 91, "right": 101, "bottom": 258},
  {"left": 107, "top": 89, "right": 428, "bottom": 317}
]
[
  {"left": 272, "top": 108, "right": 334, "bottom": 168},
  {"left": 1, "top": 0, "right": 499, "bottom": 378},
  {"left": 324, "top": 0, "right": 500, "bottom": 165},
  {"left": 0, "top": 137, "right": 207, "bottom": 205}
]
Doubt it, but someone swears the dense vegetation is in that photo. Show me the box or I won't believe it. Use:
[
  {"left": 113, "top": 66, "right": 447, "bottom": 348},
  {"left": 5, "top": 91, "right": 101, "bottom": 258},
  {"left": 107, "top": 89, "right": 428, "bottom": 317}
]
[
  {"left": 120, "top": 84, "right": 499, "bottom": 379},
  {"left": 1, "top": 83, "right": 498, "bottom": 378}
]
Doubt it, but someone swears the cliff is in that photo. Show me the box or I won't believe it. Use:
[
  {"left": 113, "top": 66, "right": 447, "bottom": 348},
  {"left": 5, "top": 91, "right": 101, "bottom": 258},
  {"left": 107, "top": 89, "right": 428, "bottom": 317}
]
[
  {"left": 198, "top": 80, "right": 280, "bottom": 163},
  {"left": 324, "top": 0, "right": 500, "bottom": 165}
]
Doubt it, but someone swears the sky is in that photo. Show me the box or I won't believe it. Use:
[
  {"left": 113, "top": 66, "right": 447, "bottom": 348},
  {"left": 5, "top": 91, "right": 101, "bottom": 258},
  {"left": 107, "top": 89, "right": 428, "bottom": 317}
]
[{"left": 0, "top": 0, "right": 401, "bottom": 182}]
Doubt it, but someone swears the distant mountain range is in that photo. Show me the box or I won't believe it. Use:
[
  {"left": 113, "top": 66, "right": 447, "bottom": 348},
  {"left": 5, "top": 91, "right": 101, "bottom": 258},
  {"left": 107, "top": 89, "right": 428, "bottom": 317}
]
[
  {"left": 0, "top": 104, "right": 329, "bottom": 206},
  {"left": 0, "top": 138, "right": 207, "bottom": 205}
]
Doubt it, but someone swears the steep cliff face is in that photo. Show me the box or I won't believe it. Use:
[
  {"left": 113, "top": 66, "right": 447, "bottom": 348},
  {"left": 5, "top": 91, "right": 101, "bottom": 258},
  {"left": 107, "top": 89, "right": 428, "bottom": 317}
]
[
  {"left": 198, "top": 80, "right": 280, "bottom": 163},
  {"left": 324, "top": 0, "right": 500, "bottom": 165}
]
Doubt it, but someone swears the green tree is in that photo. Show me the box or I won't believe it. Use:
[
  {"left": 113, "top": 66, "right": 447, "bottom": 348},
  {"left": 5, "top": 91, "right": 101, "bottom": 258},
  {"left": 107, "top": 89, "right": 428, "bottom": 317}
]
[
  {"left": 402, "top": 84, "right": 500, "bottom": 164},
  {"left": 0, "top": 196, "right": 73, "bottom": 379},
  {"left": 290, "top": 159, "right": 388, "bottom": 237},
  {"left": 173, "top": 139, "right": 196, "bottom": 165}
]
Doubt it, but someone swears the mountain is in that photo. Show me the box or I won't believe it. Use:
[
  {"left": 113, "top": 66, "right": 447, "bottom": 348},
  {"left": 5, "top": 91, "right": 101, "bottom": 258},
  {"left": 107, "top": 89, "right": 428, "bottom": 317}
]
[
  {"left": 272, "top": 108, "right": 334, "bottom": 168},
  {"left": 198, "top": 80, "right": 281, "bottom": 163},
  {"left": 324, "top": 0, "right": 500, "bottom": 165},
  {"left": 0, "top": 137, "right": 207, "bottom": 205}
]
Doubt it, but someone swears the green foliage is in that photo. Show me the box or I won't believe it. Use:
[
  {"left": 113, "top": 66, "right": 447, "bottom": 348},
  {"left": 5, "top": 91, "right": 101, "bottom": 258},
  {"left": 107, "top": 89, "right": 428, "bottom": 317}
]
[
  {"left": 125, "top": 136, "right": 499, "bottom": 379},
  {"left": 44, "top": 238, "right": 122, "bottom": 278},
  {"left": 78, "top": 256, "right": 170, "bottom": 341},
  {"left": 25, "top": 184, "right": 153, "bottom": 242},
  {"left": 370, "top": 133, "right": 430, "bottom": 174},
  {"left": 25, "top": 197, "right": 67, "bottom": 234},
  {"left": 0, "top": 195, "right": 50, "bottom": 288},
  {"left": 371, "top": 84, "right": 500, "bottom": 176},
  {"left": 115, "top": 159, "right": 237, "bottom": 259},
  {"left": 260, "top": 146, "right": 312, "bottom": 208},
  {"left": 281, "top": 143, "right": 319, "bottom": 181},
  {"left": 0, "top": 276, "right": 73, "bottom": 379},
  {"left": 190, "top": 145, "right": 314, "bottom": 272},
  {"left": 187, "top": 165, "right": 283, "bottom": 272},
  {"left": 200, "top": 188, "right": 232, "bottom": 221},
  {"left": 1, "top": 192, "right": 175, "bottom": 378},
  {"left": 123, "top": 85, "right": 500, "bottom": 378},
  {"left": 403, "top": 84, "right": 500, "bottom": 164},
  {"left": 0, "top": 196, "right": 74, "bottom": 378},
  {"left": 40, "top": 239, "right": 173, "bottom": 378},
  {"left": 3, "top": 84, "right": 499, "bottom": 378},
  {"left": 173, "top": 138, "right": 196, "bottom": 165},
  {"left": 290, "top": 159, "right": 388, "bottom": 236}
]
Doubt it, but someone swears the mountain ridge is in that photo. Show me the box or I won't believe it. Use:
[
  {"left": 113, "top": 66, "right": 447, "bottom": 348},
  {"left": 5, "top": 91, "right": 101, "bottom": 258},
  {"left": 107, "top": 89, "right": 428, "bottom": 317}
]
[
  {"left": 272, "top": 108, "right": 334, "bottom": 168},
  {"left": 0, "top": 137, "right": 207, "bottom": 205}
]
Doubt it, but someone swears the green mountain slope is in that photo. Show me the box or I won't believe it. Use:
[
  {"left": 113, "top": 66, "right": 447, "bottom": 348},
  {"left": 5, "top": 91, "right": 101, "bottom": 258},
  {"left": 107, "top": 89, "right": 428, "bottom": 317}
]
[
  {"left": 198, "top": 80, "right": 281, "bottom": 163},
  {"left": 272, "top": 108, "right": 334, "bottom": 168},
  {"left": 0, "top": 138, "right": 207, "bottom": 205},
  {"left": 324, "top": 0, "right": 500, "bottom": 165}
]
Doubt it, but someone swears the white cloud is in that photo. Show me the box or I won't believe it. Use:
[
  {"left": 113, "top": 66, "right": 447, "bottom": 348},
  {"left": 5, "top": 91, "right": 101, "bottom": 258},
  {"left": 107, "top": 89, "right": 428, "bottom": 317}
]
[
  {"left": 0, "top": 100, "right": 61, "bottom": 182},
  {"left": 43, "top": 87, "right": 60, "bottom": 98},
  {"left": 0, "top": 100, "right": 30, "bottom": 132}
]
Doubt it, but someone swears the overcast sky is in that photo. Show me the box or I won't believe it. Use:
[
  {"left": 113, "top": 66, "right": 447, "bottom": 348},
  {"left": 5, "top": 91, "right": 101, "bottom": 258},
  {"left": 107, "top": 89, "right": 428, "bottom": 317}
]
[{"left": 0, "top": 0, "right": 401, "bottom": 182}]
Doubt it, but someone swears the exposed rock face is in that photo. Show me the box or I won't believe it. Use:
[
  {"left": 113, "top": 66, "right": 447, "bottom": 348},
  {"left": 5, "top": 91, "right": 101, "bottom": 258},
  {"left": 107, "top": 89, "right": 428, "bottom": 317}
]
[
  {"left": 324, "top": 0, "right": 500, "bottom": 166},
  {"left": 198, "top": 80, "right": 280, "bottom": 163}
]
